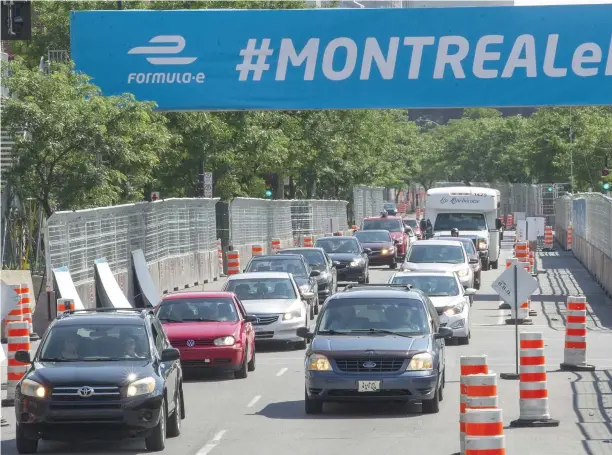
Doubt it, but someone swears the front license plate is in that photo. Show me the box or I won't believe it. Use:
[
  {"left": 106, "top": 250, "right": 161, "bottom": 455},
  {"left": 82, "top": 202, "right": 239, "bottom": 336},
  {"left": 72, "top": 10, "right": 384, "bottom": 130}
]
[
  {"left": 253, "top": 326, "right": 264, "bottom": 332},
  {"left": 357, "top": 380, "right": 381, "bottom": 392}
]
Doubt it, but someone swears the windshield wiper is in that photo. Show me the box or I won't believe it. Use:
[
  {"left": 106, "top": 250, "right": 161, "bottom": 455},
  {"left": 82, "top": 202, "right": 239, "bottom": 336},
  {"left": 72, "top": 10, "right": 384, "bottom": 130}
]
[
  {"left": 183, "top": 318, "right": 217, "bottom": 322},
  {"left": 39, "top": 358, "right": 80, "bottom": 362},
  {"left": 348, "top": 328, "right": 413, "bottom": 338},
  {"left": 317, "top": 329, "right": 351, "bottom": 335}
]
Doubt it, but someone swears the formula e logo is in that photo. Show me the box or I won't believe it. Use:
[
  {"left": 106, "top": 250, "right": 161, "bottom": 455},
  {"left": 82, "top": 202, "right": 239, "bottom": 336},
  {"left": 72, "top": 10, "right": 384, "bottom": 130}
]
[
  {"left": 128, "top": 35, "right": 196, "bottom": 65},
  {"left": 126, "top": 35, "right": 205, "bottom": 85}
]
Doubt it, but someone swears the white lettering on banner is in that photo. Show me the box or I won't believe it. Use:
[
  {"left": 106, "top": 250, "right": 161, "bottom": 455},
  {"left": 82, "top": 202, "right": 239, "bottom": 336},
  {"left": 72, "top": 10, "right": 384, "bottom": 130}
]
[
  {"left": 276, "top": 38, "right": 319, "bottom": 81},
  {"left": 322, "top": 38, "right": 358, "bottom": 81},
  {"left": 235, "top": 35, "right": 612, "bottom": 82},
  {"left": 127, "top": 72, "right": 205, "bottom": 84}
]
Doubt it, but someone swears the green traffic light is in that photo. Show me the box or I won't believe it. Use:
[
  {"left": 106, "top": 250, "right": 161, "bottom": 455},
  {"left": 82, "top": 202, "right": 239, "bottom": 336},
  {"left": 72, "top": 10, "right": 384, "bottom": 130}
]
[
  {"left": 265, "top": 189, "right": 273, "bottom": 197},
  {"left": 547, "top": 187, "right": 553, "bottom": 192},
  {"left": 603, "top": 182, "right": 611, "bottom": 191}
]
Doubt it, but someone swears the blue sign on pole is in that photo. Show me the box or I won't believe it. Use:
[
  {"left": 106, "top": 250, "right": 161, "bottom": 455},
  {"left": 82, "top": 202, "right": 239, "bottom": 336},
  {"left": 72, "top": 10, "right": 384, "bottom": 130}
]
[{"left": 70, "top": 5, "right": 612, "bottom": 111}]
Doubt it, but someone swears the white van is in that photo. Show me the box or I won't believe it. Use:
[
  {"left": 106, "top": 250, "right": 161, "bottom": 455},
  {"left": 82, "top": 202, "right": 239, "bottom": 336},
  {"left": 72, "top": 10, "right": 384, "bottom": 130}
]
[{"left": 424, "top": 187, "right": 502, "bottom": 270}]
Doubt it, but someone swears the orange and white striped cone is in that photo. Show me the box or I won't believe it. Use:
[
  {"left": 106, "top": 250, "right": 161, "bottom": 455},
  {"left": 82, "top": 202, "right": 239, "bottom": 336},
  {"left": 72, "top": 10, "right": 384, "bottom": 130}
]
[
  {"left": 560, "top": 296, "right": 595, "bottom": 372},
  {"left": 19, "top": 283, "right": 39, "bottom": 341},
  {"left": 458, "top": 356, "right": 489, "bottom": 455},
  {"left": 506, "top": 299, "right": 533, "bottom": 325},
  {"left": 529, "top": 251, "right": 536, "bottom": 276},
  {"left": 464, "top": 409, "right": 506, "bottom": 455},
  {"left": 543, "top": 226, "right": 554, "bottom": 251},
  {"left": 57, "top": 298, "right": 75, "bottom": 317},
  {"left": 271, "top": 238, "right": 281, "bottom": 253},
  {"left": 303, "top": 236, "right": 313, "bottom": 248},
  {"left": 226, "top": 250, "right": 241, "bottom": 275},
  {"left": 2, "top": 321, "right": 30, "bottom": 407},
  {"left": 251, "top": 244, "right": 264, "bottom": 257},
  {"left": 217, "top": 239, "right": 225, "bottom": 277},
  {"left": 567, "top": 226, "right": 573, "bottom": 251},
  {"left": 510, "top": 332, "right": 559, "bottom": 427}
]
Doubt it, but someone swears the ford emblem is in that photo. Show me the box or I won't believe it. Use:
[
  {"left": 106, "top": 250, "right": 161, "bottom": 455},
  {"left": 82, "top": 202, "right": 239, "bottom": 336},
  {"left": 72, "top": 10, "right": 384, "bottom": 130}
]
[
  {"left": 186, "top": 340, "right": 195, "bottom": 347},
  {"left": 362, "top": 361, "right": 377, "bottom": 369}
]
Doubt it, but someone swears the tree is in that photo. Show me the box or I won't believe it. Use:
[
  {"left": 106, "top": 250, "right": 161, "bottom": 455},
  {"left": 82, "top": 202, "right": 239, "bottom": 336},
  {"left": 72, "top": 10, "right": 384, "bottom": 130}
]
[{"left": 2, "top": 60, "right": 172, "bottom": 216}]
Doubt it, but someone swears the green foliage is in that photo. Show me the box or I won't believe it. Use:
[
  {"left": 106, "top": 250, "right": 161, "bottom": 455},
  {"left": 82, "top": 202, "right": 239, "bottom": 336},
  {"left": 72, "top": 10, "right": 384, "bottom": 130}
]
[{"left": 2, "top": 60, "right": 172, "bottom": 216}]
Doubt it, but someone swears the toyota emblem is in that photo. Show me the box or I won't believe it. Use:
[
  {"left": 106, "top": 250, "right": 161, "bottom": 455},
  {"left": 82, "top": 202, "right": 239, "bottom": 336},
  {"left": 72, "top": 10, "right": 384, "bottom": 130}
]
[
  {"left": 77, "top": 386, "right": 94, "bottom": 398},
  {"left": 186, "top": 340, "right": 195, "bottom": 347}
]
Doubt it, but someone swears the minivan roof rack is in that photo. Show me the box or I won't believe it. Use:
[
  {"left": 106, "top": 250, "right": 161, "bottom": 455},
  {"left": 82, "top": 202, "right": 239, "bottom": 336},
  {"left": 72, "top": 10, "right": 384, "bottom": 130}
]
[
  {"left": 59, "top": 308, "right": 154, "bottom": 319},
  {"left": 342, "top": 284, "right": 413, "bottom": 291}
]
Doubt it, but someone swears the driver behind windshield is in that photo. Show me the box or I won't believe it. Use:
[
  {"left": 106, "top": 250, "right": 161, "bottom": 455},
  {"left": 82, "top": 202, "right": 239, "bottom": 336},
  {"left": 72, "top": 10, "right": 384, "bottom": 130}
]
[
  {"left": 324, "top": 306, "right": 365, "bottom": 331},
  {"left": 384, "top": 305, "right": 427, "bottom": 332}
]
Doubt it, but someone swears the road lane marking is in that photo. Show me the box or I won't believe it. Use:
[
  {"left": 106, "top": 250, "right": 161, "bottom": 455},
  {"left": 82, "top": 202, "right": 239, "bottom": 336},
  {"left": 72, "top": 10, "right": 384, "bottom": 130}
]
[
  {"left": 247, "top": 395, "right": 261, "bottom": 408},
  {"left": 196, "top": 430, "right": 227, "bottom": 455},
  {"left": 276, "top": 367, "right": 288, "bottom": 377}
]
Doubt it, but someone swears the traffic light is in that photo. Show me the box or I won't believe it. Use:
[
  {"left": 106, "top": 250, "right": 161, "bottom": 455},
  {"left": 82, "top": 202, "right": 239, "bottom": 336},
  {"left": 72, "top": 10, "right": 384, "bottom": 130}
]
[
  {"left": 603, "top": 168, "right": 610, "bottom": 177},
  {"left": 547, "top": 187, "right": 553, "bottom": 192},
  {"left": 1, "top": 1, "right": 32, "bottom": 41},
  {"left": 264, "top": 189, "right": 272, "bottom": 198}
]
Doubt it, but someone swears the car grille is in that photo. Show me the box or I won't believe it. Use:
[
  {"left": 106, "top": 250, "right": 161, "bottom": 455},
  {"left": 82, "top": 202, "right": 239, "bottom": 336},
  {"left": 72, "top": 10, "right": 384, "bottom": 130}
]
[
  {"left": 181, "top": 359, "right": 233, "bottom": 368},
  {"left": 172, "top": 338, "right": 214, "bottom": 347},
  {"left": 255, "top": 331, "right": 274, "bottom": 339},
  {"left": 251, "top": 314, "right": 279, "bottom": 326},
  {"left": 334, "top": 262, "right": 348, "bottom": 269},
  {"left": 334, "top": 357, "right": 406, "bottom": 372},
  {"left": 51, "top": 386, "right": 121, "bottom": 401}
]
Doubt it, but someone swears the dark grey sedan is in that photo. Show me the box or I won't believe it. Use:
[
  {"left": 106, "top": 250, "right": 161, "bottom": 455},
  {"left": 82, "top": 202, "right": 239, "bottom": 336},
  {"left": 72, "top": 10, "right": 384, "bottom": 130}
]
[
  {"left": 278, "top": 248, "right": 338, "bottom": 304},
  {"left": 297, "top": 285, "right": 452, "bottom": 414}
]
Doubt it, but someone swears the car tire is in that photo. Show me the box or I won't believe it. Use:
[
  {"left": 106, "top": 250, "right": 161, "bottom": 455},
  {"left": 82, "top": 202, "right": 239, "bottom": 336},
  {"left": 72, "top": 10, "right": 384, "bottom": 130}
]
[
  {"left": 234, "top": 351, "right": 249, "bottom": 379},
  {"left": 167, "top": 388, "right": 182, "bottom": 438},
  {"left": 248, "top": 347, "right": 256, "bottom": 372},
  {"left": 304, "top": 388, "right": 323, "bottom": 414},
  {"left": 422, "top": 381, "right": 441, "bottom": 414},
  {"left": 16, "top": 424, "right": 38, "bottom": 454},
  {"left": 482, "top": 258, "right": 489, "bottom": 270},
  {"left": 145, "top": 397, "right": 167, "bottom": 451},
  {"left": 295, "top": 339, "right": 307, "bottom": 350},
  {"left": 365, "top": 272, "right": 370, "bottom": 284},
  {"left": 491, "top": 260, "right": 498, "bottom": 270}
]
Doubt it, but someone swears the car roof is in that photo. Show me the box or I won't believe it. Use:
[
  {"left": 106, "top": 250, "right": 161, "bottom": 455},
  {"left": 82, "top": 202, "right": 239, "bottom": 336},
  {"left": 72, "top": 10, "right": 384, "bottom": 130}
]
[
  {"left": 355, "top": 229, "right": 390, "bottom": 234},
  {"left": 250, "top": 254, "right": 303, "bottom": 260},
  {"left": 316, "top": 236, "right": 357, "bottom": 242},
  {"left": 412, "top": 239, "right": 464, "bottom": 247},
  {"left": 279, "top": 248, "right": 325, "bottom": 252},
  {"left": 162, "top": 291, "right": 235, "bottom": 300},
  {"left": 330, "top": 288, "right": 426, "bottom": 301},
  {"left": 392, "top": 270, "right": 456, "bottom": 277},
  {"left": 54, "top": 312, "right": 149, "bottom": 326},
  {"left": 364, "top": 215, "right": 402, "bottom": 220},
  {"left": 228, "top": 272, "right": 292, "bottom": 280}
]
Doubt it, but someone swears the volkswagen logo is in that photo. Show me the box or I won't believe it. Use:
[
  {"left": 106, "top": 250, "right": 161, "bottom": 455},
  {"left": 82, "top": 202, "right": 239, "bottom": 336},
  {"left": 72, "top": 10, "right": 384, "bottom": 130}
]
[
  {"left": 186, "top": 340, "right": 195, "bottom": 347},
  {"left": 362, "top": 361, "right": 377, "bottom": 369},
  {"left": 77, "top": 386, "right": 94, "bottom": 398}
]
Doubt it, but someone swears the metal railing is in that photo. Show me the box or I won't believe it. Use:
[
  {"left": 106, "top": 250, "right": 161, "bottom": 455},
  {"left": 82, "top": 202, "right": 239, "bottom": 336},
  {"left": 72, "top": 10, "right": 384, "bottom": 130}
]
[{"left": 554, "top": 192, "right": 612, "bottom": 296}]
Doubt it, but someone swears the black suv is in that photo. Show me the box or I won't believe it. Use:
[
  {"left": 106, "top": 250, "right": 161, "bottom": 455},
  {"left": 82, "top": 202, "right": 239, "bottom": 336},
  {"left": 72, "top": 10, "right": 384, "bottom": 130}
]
[{"left": 13, "top": 309, "right": 184, "bottom": 453}]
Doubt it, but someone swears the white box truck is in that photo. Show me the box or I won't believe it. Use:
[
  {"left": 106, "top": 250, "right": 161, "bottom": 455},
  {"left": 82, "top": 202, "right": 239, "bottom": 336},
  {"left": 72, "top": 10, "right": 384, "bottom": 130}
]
[{"left": 423, "top": 187, "right": 503, "bottom": 270}]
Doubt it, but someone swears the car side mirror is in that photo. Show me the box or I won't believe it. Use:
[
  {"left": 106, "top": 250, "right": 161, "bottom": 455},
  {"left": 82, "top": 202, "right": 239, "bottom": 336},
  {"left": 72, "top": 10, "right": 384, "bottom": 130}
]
[
  {"left": 309, "top": 270, "right": 321, "bottom": 277},
  {"left": 435, "top": 327, "right": 454, "bottom": 339},
  {"left": 14, "top": 350, "right": 31, "bottom": 364},
  {"left": 245, "top": 315, "right": 257, "bottom": 323},
  {"left": 464, "top": 288, "right": 477, "bottom": 296},
  {"left": 161, "top": 347, "right": 180, "bottom": 362},
  {"left": 469, "top": 258, "right": 479, "bottom": 264},
  {"left": 296, "top": 327, "right": 313, "bottom": 340},
  {"left": 495, "top": 219, "right": 502, "bottom": 230},
  {"left": 363, "top": 248, "right": 372, "bottom": 254},
  {"left": 419, "top": 220, "right": 427, "bottom": 231}
]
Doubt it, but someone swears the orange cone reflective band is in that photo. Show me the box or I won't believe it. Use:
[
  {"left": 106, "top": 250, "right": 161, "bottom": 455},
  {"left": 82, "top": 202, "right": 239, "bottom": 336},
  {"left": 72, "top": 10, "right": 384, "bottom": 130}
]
[
  {"left": 271, "top": 238, "right": 281, "bottom": 251},
  {"left": 57, "top": 298, "right": 75, "bottom": 317},
  {"left": 252, "top": 244, "right": 264, "bottom": 256},
  {"left": 460, "top": 355, "right": 489, "bottom": 376},
  {"left": 567, "top": 295, "right": 587, "bottom": 311},
  {"left": 303, "top": 237, "right": 313, "bottom": 247}
]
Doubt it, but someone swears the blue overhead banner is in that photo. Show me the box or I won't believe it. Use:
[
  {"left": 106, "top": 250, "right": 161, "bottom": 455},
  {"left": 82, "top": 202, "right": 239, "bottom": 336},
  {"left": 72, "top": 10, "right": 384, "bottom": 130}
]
[{"left": 70, "top": 5, "right": 612, "bottom": 111}]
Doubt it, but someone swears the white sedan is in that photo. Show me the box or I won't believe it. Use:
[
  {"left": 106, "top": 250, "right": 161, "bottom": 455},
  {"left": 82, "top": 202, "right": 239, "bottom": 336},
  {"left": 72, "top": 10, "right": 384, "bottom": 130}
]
[
  {"left": 222, "top": 272, "right": 310, "bottom": 349},
  {"left": 388, "top": 270, "right": 475, "bottom": 344},
  {"left": 401, "top": 240, "right": 475, "bottom": 290}
]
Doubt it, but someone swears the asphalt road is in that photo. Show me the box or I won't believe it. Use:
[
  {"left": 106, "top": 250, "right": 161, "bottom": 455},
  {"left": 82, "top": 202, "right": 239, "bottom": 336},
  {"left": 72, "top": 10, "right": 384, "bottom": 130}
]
[{"left": 2, "top": 233, "right": 612, "bottom": 455}]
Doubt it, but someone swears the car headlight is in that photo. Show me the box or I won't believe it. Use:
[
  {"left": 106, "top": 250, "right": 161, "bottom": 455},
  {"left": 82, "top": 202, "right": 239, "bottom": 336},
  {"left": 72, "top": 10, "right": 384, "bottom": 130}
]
[
  {"left": 407, "top": 353, "right": 433, "bottom": 371},
  {"left": 444, "top": 301, "right": 465, "bottom": 316},
  {"left": 457, "top": 268, "right": 469, "bottom": 277},
  {"left": 283, "top": 308, "right": 302, "bottom": 321},
  {"left": 20, "top": 378, "right": 47, "bottom": 399},
  {"left": 307, "top": 353, "right": 332, "bottom": 371},
  {"left": 350, "top": 258, "right": 364, "bottom": 267},
  {"left": 126, "top": 377, "right": 156, "bottom": 397},
  {"left": 214, "top": 336, "right": 235, "bottom": 346},
  {"left": 478, "top": 240, "right": 487, "bottom": 250}
]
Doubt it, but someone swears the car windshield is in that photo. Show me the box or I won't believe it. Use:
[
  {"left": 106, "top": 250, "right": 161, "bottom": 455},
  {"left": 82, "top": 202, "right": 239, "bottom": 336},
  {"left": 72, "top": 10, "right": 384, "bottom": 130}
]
[
  {"left": 434, "top": 213, "right": 487, "bottom": 231},
  {"left": 280, "top": 250, "right": 325, "bottom": 267},
  {"left": 225, "top": 278, "right": 297, "bottom": 300},
  {"left": 438, "top": 237, "right": 477, "bottom": 256},
  {"left": 318, "top": 298, "right": 431, "bottom": 336},
  {"left": 404, "top": 220, "right": 418, "bottom": 228},
  {"left": 384, "top": 203, "right": 396, "bottom": 210},
  {"left": 246, "top": 258, "right": 307, "bottom": 277},
  {"left": 39, "top": 324, "right": 150, "bottom": 362},
  {"left": 390, "top": 275, "right": 460, "bottom": 296},
  {"left": 157, "top": 298, "right": 238, "bottom": 322},
  {"left": 407, "top": 245, "right": 465, "bottom": 264},
  {"left": 363, "top": 219, "right": 403, "bottom": 232},
  {"left": 355, "top": 231, "right": 391, "bottom": 243},
  {"left": 315, "top": 238, "right": 360, "bottom": 254}
]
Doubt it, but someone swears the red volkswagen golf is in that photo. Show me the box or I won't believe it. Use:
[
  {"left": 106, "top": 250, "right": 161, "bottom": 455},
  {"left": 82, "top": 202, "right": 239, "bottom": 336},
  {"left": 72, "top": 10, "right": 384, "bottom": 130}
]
[{"left": 155, "top": 291, "right": 257, "bottom": 379}]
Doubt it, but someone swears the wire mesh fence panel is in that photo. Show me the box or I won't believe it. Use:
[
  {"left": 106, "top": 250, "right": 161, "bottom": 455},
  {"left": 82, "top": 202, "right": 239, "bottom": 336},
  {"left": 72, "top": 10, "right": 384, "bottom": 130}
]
[
  {"left": 308, "top": 200, "right": 349, "bottom": 234},
  {"left": 229, "top": 198, "right": 270, "bottom": 247},
  {"left": 353, "top": 186, "right": 385, "bottom": 223},
  {"left": 269, "top": 200, "right": 294, "bottom": 241},
  {"left": 290, "top": 201, "right": 314, "bottom": 236}
]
